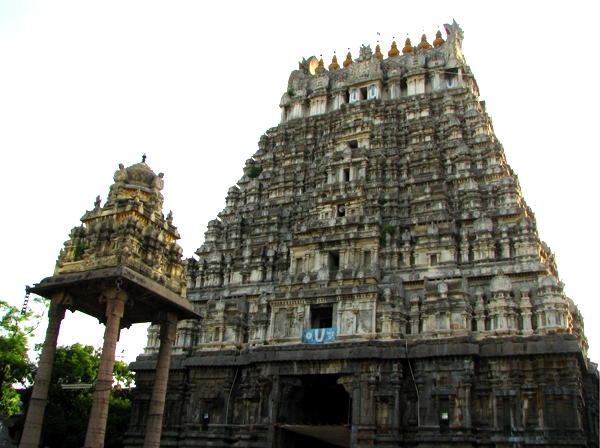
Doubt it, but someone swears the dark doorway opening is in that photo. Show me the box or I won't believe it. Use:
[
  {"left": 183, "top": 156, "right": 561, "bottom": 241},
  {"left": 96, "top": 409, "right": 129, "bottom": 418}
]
[{"left": 278, "top": 375, "right": 351, "bottom": 448}]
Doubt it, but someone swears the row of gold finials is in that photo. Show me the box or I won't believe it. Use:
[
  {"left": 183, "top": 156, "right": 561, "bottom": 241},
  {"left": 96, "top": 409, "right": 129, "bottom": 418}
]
[{"left": 321, "top": 30, "right": 445, "bottom": 72}]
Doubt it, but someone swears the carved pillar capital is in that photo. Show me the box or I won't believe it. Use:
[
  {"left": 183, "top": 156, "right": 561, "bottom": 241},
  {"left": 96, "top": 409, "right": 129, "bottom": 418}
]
[{"left": 157, "top": 310, "right": 179, "bottom": 342}]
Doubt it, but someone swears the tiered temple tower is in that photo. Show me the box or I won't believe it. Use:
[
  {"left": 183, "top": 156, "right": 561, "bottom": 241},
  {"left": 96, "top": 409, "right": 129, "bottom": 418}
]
[{"left": 127, "top": 22, "right": 599, "bottom": 448}]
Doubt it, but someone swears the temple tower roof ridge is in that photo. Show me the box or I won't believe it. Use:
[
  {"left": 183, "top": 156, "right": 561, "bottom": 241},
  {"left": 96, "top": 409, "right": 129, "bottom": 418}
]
[{"left": 280, "top": 21, "right": 468, "bottom": 124}]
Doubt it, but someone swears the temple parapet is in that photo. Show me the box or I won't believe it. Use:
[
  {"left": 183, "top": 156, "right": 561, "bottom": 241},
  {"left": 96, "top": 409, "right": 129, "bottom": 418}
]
[{"left": 280, "top": 21, "right": 475, "bottom": 123}]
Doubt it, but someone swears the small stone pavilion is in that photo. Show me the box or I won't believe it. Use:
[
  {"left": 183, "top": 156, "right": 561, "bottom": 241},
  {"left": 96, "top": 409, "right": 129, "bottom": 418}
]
[
  {"left": 20, "top": 158, "right": 200, "bottom": 448},
  {"left": 125, "top": 22, "right": 598, "bottom": 448}
]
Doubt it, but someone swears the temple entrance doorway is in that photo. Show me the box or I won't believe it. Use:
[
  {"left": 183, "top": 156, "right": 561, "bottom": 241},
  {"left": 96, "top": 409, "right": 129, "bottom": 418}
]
[{"left": 278, "top": 374, "right": 351, "bottom": 448}]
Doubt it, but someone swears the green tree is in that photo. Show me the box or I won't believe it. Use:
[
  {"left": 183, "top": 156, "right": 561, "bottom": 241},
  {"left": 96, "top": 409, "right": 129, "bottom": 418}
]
[
  {"left": 39, "top": 344, "right": 134, "bottom": 448},
  {"left": 0, "top": 300, "right": 38, "bottom": 416}
]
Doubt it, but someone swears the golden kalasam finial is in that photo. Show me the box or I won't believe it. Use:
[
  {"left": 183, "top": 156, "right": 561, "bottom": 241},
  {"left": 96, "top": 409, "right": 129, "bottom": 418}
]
[
  {"left": 417, "top": 33, "right": 431, "bottom": 50},
  {"left": 316, "top": 56, "right": 326, "bottom": 73},
  {"left": 375, "top": 42, "right": 384, "bottom": 59},
  {"left": 343, "top": 49, "right": 353, "bottom": 67},
  {"left": 328, "top": 53, "right": 340, "bottom": 71},
  {"left": 402, "top": 38, "right": 413, "bottom": 54},
  {"left": 388, "top": 39, "right": 400, "bottom": 57},
  {"left": 433, "top": 29, "right": 445, "bottom": 47}
]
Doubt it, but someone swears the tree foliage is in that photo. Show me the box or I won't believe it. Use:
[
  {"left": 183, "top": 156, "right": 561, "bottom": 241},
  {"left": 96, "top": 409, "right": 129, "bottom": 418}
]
[
  {"left": 0, "top": 300, "right": 39, "bottom": 416},
  {"left": 39, "top": 344, "right": 134, "bottom": 448}
]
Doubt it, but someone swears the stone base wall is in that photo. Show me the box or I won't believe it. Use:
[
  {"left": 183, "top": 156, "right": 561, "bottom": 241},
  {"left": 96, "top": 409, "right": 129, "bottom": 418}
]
[{"left": 125, "top": 335, "right": 598, "bottom": 448}]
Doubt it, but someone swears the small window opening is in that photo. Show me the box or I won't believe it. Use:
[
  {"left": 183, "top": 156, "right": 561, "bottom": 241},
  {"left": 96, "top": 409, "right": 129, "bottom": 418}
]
[
  {"left": 400, "top": 78, "right": 407, "bottom": 94},
  {"left": 343, "top": 168, "right": 350, "bottom": 182},
  {"left": 311, "top": 305, "right": 333, "bottom": 329},
  {"left": 430, "top": 254, "right": 438, "bottom": 266},
  {"left": 368, "top": 84, "right": 377, "bottom": 99},
  {"left": 328, "top": 251, "right": 340, "bottom": 270},
  {"left": 364, "top": 251, "right": 371, "bottom": 267},
  {"left": 502, "top": 397, "right": 511, "bottom": 433},
  {"left": 296, "top": 257, "right": 303, "bottom": 274},
  {"left": 348, "top": 140, "right": 358, "bottom": 149},
  {"left": 344, "top": 90, "right": 350, "bottom": 104},
  {"left": 439, "top": 397, "right": 450, "bottom": 433},
  {"left": 445, "top": 70, "right": 457, "bottom": 88},
  {"left": 337, "top": 204, "right": 346, "bottom": 217},
  {"left": 202, "top": 412, "right": 210, "bottom": 431},
  {"left": 360, "top": 86, "right": 368, "bottom": 100}
]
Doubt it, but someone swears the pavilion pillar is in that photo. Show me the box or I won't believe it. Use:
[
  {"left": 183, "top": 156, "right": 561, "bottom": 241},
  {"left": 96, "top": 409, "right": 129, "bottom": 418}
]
[
  {"left": 19, "top": 299, "right": 66, "bottom": 448},
  {"left": 143, "top": 311, "right": 178, "bottom": 448},
  {"left": 84, "top": 287, "right": 127, "bottom": 448}
]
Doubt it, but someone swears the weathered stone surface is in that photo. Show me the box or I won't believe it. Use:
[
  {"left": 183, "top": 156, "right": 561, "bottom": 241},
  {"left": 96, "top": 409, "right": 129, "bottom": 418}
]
[{"left": 127, "top": 21, "right": 599, "bottom": 448}]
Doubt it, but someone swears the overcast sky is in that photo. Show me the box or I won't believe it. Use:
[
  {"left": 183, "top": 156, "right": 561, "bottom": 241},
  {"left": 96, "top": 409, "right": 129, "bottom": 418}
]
[{"left": 1, "top": 1, "right": 598, "bottom": 364}]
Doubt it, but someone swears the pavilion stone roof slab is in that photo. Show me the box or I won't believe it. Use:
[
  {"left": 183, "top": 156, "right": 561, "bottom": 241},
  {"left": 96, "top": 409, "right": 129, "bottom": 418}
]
[{"left": 27, "top": 265, "right": 200, "bottom": 324}]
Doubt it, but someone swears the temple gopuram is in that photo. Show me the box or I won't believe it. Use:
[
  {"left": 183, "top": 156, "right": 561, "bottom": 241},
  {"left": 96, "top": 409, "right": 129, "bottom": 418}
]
[{"left": 125, "top": 22, "right": 599, "bottom": 448}]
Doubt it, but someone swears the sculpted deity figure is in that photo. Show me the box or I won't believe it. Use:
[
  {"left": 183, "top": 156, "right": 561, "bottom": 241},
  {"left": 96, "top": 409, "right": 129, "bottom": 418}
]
[
  {"left": 107, "top": 163, "right": 127, "bottom": 203},
  {"left": 317, "top": 266, "right": 329, "bottom": 281},
  {"left": 346, "top": 312, "right": 354, "bottom": 335},
  {"left": 460, "top": 226, "right": 469, "bottom": 240},
  {"left": 358, "top": 44, "right": 373, "bottom": 61},
  {"left": 427, "top": 222, "right": 439, "bottom": 237},
  {"left": 114, "top": 163, "right": 127, "bottom": 183},
  {"left": 243, "top": 242, "right": 252, "bottom": 263},
  {"left": 383, "top": 288, "right": 392, "bottom": 303},
  {"left": 152, "top": 172, "right": 165, "bottom": 192},
  {"left": 259, "top": 293, "right": 268, "bottom": 306}
]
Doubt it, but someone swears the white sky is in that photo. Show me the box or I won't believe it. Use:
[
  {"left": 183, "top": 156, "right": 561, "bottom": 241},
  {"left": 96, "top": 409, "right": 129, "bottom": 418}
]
[{"left": 1, "top": 1, "right": 599, "bottom": 364}]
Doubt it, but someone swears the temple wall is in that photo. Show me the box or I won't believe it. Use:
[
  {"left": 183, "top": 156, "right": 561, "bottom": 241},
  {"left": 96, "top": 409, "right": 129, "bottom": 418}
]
[{"left": 126, "top": 337, "right": 598, "bottom": 448}]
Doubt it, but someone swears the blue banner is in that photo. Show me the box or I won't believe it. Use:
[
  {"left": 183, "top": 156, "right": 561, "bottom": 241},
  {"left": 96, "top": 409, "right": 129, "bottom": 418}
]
[{"left": 302, "top": 328, "right": 337, "bottom": 344}]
